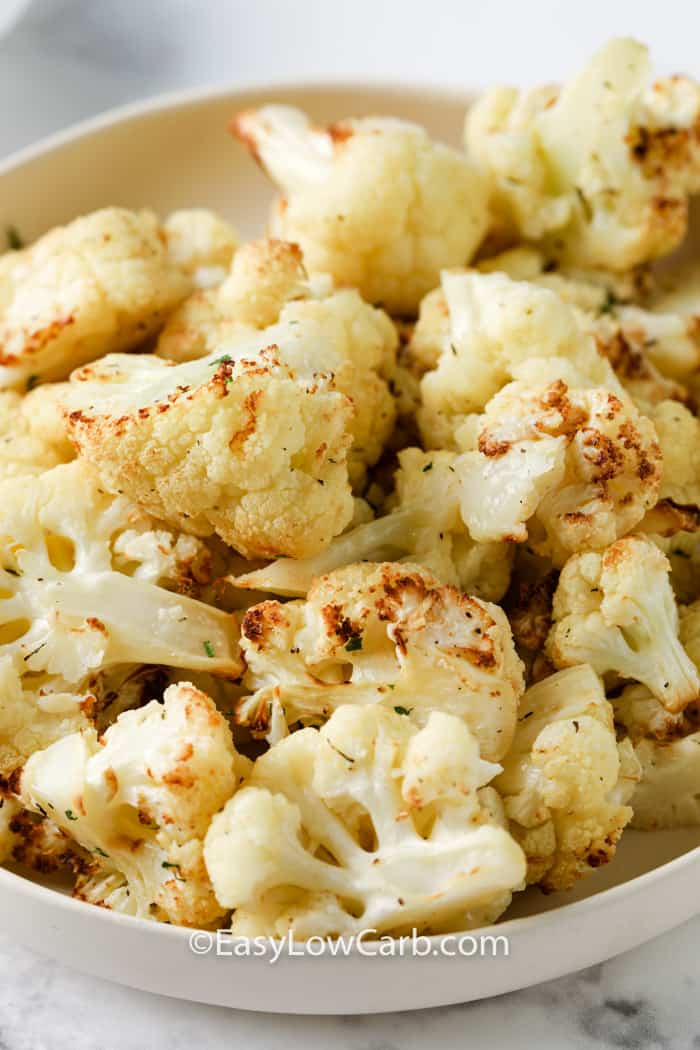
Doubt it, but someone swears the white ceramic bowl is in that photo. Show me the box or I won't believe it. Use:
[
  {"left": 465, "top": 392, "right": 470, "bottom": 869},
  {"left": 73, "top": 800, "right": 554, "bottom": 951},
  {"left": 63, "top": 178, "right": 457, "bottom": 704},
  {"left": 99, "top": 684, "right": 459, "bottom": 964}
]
[{"left": 1, "top": 82, "right": 699, "bottom": 1015}]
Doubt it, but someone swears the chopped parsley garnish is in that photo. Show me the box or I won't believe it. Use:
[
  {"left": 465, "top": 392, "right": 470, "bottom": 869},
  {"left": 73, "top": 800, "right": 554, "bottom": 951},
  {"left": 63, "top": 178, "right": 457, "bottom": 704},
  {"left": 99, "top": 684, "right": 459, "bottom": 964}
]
[
  {"left": 450, "top": 342, "right": 458, "bottom": 356},
  {"left": 93, "top": 846, "right": 109, "bottom": 858},
  {"left": 212, "top": 354, "right": 232, "bottom": 365},
  {"left": 422, "top": 462, "right": 433, "bottom": 472},
  {"left": 26, "top": 374, "right": 39, "bottom": 392},
  {"left": 599, "top": 291, "right": 619, "bottom": 316},
  {"left": 203, "top": 640, "right": 215, "bottom": 658},
  {"left": 394, "top": 705, "right": 412, "bottom": 716},
  {"left": 6, "top": 226, "right": 23, "bottom": 251},
  {"left": 65, "top": 809, "right": 78, "bottom": 821},
  {"left": 345, "top": 635, "right": 363, "bottom": 652}
]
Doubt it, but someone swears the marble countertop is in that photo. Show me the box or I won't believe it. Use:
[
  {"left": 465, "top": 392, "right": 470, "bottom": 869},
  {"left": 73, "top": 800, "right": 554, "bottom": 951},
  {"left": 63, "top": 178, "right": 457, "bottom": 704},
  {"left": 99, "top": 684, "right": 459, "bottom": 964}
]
[{"left": 1, "top": 2, "right": 700, "bottom": 1046}]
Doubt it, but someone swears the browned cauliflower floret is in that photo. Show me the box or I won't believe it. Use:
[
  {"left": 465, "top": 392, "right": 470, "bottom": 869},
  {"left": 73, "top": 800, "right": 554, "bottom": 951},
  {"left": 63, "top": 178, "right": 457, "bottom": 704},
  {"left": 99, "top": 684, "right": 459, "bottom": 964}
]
[
  {"left": 495, "top": 665, "right": 639, "bottom": 890},
  {"left": 236, "top": 561, "right": 524, "bottom": 762},
  {"left": 466, "top": 38, "right": 700, "bottom": 271},
  {"left": 455, "top": 378, "right": 661, "bottom": 566},
  {"left": 61, "top": 339, "right": 355, "bottom": 560},
  {"left": 547, "top": 537, "right": 700, "bottom": 713},
  {"left": 157, "top": 239, "right": 309, "bottom": 361},
  {"left": 611, "top": 683, "right": 690, "bottom": 743},
  {"left": 0, "top": 208, "right": 194, "bottom": 388},
  {"left": 157, "top": 239, "right": 398, "bottom": 488},
  {"left": 410, "top": 271, "right": 621, "bottom": 449},
  {"left": 469, "top": 247, "right": 695, "bottom": 407},
  {"left": 19, "top": 682, "right": 248, "bottom": 926},
  {"left": 231, "top": 106, "right": 489, "bottom": 314}
]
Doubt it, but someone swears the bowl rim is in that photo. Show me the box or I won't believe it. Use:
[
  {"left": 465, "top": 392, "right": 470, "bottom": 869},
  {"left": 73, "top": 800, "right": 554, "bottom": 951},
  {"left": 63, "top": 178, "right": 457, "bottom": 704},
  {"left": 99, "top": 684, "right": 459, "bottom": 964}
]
[
  {"left": 1, "top": 75, "right": 698, "bottom": 958},
  {"left": 0, "top": 75, "right": 474, "bottom": 179},
  {"left": 2, "top": 836, "right": 699, "bottom": 952}
]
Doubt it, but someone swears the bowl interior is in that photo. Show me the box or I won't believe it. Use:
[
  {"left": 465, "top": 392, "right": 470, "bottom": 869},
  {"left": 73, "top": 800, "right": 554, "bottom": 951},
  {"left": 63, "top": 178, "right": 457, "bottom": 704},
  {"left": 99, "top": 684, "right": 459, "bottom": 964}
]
[{"left": 0, "top": 83, "right": 468, "bottom": 242}]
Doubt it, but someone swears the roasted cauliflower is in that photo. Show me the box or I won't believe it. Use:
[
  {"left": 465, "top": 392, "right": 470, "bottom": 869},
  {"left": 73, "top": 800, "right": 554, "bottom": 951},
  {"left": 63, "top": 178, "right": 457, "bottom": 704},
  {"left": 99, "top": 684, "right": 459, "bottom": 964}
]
[
  {"left": 0, "top": 208, "right": 194, "bottom": 389},
  {"left": 455, "top": 378, "right": 661, "bottom": 565},
  {"left": 162, "top": 208, "right": 239, "bottom": 286},
  {"left": 411, "top": 271, "right": 621, "bottom": 449},
  {"left": 156, "top": 238, "right": 310, "bottom": 361},
  {"left": 547, "top": 537, "right": 700, "bottom": 712},
  {"left": 0, "top": 459, "right": 240, "bottom": 682},
  {"left": 204, "top": 704, "right": 526, "bottom": 937},
  {"left": 471, "top": 246, "right": 697, "bottom": 405},
  {"left": 157, "top": 238, "right": 398, "bottom": 488},
  {"left": 236, "top": 561, "right": 524, "bottom": 761},
  {"left": 62, "top": 337, "right": 355, "bottom": 559},
  {"left": 466, "top": 38, "right": 700, "bottom": 270},
  {"left": 20, "top": 682, "right": 246, "bottom": 925},
  {"left": 0, "top": 459, "right": 241, "bottom": 775},
  {"left": 231, "top": 106, "right": 489, "bottom": 314},
  {"left": 495, "top": 665, "right": 639, "bottom": 890},
  {"left": 0, "top": 390, "right": 69, "bottom": 480},
  {"left": 4, "top": 38, "right": 699, "bottom": 937},
  {"left": 631, "top": 731, "right": 700, "bottom": 829}
]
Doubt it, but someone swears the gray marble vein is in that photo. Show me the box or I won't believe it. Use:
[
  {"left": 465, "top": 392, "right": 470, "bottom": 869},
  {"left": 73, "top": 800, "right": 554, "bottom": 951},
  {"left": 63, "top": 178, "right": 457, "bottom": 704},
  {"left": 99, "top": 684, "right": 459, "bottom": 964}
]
[{"left": 0, "top": 1, "right": 699, "bottom": 1045}]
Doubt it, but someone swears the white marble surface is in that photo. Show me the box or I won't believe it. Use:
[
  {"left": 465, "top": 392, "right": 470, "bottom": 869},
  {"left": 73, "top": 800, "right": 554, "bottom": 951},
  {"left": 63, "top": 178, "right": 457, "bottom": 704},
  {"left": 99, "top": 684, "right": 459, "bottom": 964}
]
[{"left": 1, "top": 1, "right": 700, "bottom": 1045}]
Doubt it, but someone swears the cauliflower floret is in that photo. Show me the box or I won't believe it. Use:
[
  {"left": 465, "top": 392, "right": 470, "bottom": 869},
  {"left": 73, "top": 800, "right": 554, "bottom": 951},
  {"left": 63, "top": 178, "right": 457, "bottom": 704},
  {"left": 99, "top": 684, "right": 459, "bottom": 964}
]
[
  {"left": 0, "top": 459, "right": 240, "bottom": 681},
  {"left": 234, "top": 447, "right": 514, "bottom": 602},
  {"left": 0, "top": 208, "right": 193, "bottom": 389},
  {"left": 471, "top": 247, "right": 694, "bottom": 404},
  {"left": 547, "top": 537, "right": 700, "bottom": 713},
  {"left": 475, "top": 245, "right": 651, "bottom": 306},
  {"left": 156, "top": 239, "right": 310, "bottom": 362},
  {"left": 159, "top": 240, "right": 398, "bottom": 489},
  {"left": 20, "top": 381, "right": 75, "bottom": 459},
  {"left": 231, "top": 106, "right": 489, "bottom": 314},
  {"left": 645, "top": 400, "right": 700, "bottom": 512},
  {"left": 594, "top": 303, "right": 700, "bottom": 385},
  {"left": 631, "top": 732, "right": 700, "bottom": 828},
  {"left": 162, "top": 209, "right": 239, "bottom": 287},
  {"left": 611, "top": 683, "right": 690, "bottom": 742},
  {"left": 204, "top": 705, "right": 525, "bottom": 937},
  {"left": 0, "top": 656, "right": 94, "bottom": 779},
  {"left": 495, "top": 665, "right": 639, "bottom": 890},
  {"left": 466, "top": 38, "right": 700, "bottom": 270},
  {"left": 0, "top": 390, "right": 68, "bottom": 480},
  {"left": 61, "top": 337, "right": 355, "bottom": 559},
  {"left": 19, "top": 682, "right": 245, "bottom": 925},
  {"left": 413, "top": 272, "right": 621, "bottom": 449},
  {"left": 455, "top": 378, "right": 661, "bottom": 565},
  {"left": 236, "top": 561, "right": 524, "bottom": 762}
]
